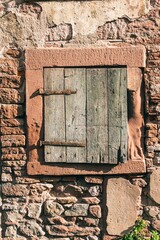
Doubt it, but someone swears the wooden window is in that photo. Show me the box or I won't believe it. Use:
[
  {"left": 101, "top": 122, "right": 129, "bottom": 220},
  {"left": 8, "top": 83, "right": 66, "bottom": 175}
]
[
  {"left": 26, "top": 47, "right": 146, "bottom": 175},
  {"left": 42, "top": 67, "right": 127, "bottom": 164}
]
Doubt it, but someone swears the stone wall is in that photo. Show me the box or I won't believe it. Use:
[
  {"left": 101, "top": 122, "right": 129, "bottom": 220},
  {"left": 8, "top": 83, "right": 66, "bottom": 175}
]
[{"left": 0, "top": 0, "right": 160, "bottom": 239}]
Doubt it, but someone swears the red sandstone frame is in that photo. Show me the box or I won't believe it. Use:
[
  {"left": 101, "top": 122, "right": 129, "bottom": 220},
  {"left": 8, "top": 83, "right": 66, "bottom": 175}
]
[{"left": 26, "top": 46, "right": 146, "bottom": 175}]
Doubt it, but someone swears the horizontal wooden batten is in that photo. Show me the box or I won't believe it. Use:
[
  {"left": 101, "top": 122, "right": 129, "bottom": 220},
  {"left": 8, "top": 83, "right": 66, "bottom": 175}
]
[
  {"left": 40, "top": 141, "right": 86, "bottom": 147},
  {"left": 38, "top": 88, "right": 77, "bottom": 95}
]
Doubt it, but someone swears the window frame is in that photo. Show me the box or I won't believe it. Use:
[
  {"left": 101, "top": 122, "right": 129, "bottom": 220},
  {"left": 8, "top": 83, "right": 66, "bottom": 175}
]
[{"left": 26, "top": 46, "right": 146, "bottom": 175}]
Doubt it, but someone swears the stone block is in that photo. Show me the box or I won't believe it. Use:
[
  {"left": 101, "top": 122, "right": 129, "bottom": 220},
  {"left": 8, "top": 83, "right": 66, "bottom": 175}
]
[
  {"left": 44, "top": 200, "right": 64, "bottom": 217},
  {"left": 1, "top": 126, "right": 25, "bottom": 135},
  {"left": 6, "top": 48, "right": 21, "bottom": 58},
  {"left": 80, "top": 218, "right": 99, "bottom": 227},
  {"left": 0, "top": 104, "right": 24, "bottom": 119},
  {"left": 2, "top": 160, "right": 26, "bottom": 167},
  {"left": 0, "top": 75, "right": 22, "bottom": 88},
  {"left": 48, "top": 216, "right": 74, "bottom": 225},
  {"left": 89, "top": 205, "right": 101, "bottom": 218},
  {"left": 1, "top": 173, "right": 12, "bottom": 182},
  {"left": 1, "top": 154, "right": 27, "bottom": 161},
  {"left": 88, "top": 186, "right": 101, "bottom": 197},
  {"left": 46, "top": 23, "right": 72, "bottom": 41},
  {"left": 19, "top": 220, "right": 45, "bottom": 237},
  {"left": 5, "top": 225, "right": 17, "bottom": 237},
  {"left": 81, "top": 197, "right": 100, "bottom": 204},
  {"left": 85, "top": 177, "right": 103, "bottom": 184},
  {"left": 3, "top": 211, "right": 24, "bottom": 223},
  {"left": 65, "top": 204, "right": 89, "bottom": 217},
  {"left": 0, "top": 89, "right": 24, "bottom": 104},
  {"left": 152, "top": 219, "right": 160, "bottom": 231},
  {"left": 106, "top": 178, "right": 141, "bottom": 235},
  {"left": 57, "top": 197, "right": 78, "bottom": 204},
  {"left": 46, "top": 225, "right": 100, "bottom": 236},
  {"left": 1, "top": 135, "right": 25, "bottom": 147},
  {"left": 2, "top": 183, "right": 29, "bottom": 197},
  {"left": 149, "top": 168, "right": 160, "bottom": 204},
  {"left": 0, "top": 59, "right": 18, "bottom": 75},
  {"left": 27, "top": 203, "right": 42, "bottom": 219},
  {"left": 0, "top": 119, "right": 24, "bottom": 127}
]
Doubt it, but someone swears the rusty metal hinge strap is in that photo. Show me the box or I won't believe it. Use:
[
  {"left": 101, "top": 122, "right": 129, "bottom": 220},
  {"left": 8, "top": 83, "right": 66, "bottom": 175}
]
[
  {"left": 38, "top": 88, "right": 77, "bottom": 95},
  {"left": 40, "top": 140, "right": 85, "bottom": 147}
]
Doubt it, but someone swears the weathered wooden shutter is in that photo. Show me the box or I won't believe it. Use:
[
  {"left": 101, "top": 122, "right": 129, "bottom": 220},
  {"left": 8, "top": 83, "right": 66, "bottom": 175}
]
[{"left": 43, "top": 67, "right": 127, "bottom": 164}]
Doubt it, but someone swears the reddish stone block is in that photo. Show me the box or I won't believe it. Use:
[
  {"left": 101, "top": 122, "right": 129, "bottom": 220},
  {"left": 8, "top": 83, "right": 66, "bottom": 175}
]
[
  {"left": 2, "top": 160, "right": 26, "bottom": 167},
  {"left": 0, "top": 75, "right": 22, "bottom": 88},
  {"left": 0, "top": 59, "right": 18, "bottom": 75},
  {"left": 0, "top": 119, "right": 24, "bottom": 127},
  {"left": 18, "top": 2, "right": 42, "bottom": 15},
  {"left": 1, "top": 135, "right": 25, "bottom": 147},
  {"left": 0, "top": 126, "right": 25, "bottom": 135},
  {"left": 89, "top": 205, "right": 101, "bottom": 218},
  {"left": 6, "top": 48, "right": 21, "bottom": 58},
  {"left": 0, "top": 104, "right": 24, "bottom": 119},
  {"left": 1, "top": 154, "right": 27, "bottom": 161},
  {"left": 0, "top": 88, "right": 24, "bottom": 104},
  {"left": 1, "top": 147, "right": 25, "bottom": 154},
  {"left": 85, "top": 177, "right": 103, "bottom": 184}
]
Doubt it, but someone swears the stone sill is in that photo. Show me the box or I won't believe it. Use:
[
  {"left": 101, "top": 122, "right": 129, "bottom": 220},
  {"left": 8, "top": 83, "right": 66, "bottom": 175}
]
[{"left": 27, "top": 160, "right": 146, "bottom": 175}]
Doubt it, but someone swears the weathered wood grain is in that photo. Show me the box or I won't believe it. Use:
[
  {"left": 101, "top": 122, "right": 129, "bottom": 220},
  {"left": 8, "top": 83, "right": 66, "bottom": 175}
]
[
  {"left": 107, "top": 68, "right": 127, "bottom": 164},
  {"left": 44, "top": 68, "right": 66, "bottom": 162},
  {"left": 65, "top": 68, "right": 86, "bottom": 163},
  {"left": 119, "top": 69, "right": 128, "bottom": 162},
  {"left": 87, "top": 68, "right": 108, "bottom": 163}
]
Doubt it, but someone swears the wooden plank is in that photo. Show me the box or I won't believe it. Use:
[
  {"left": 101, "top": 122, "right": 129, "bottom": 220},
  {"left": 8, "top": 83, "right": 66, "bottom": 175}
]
[
  {"left": 65, "top": 68, "right": 86, "bottom": 163},
  {"left": 107, "top": 68, "right": 127, "bottom": 164},
  {"left": 119, "top": 68, "right": 128, "bottom": 162},
  {"left": 87, "top": 68, "right": 108, "bottom": 163},
  {"left": 44, "top": 68, "right": 66, "bottom": 162}
]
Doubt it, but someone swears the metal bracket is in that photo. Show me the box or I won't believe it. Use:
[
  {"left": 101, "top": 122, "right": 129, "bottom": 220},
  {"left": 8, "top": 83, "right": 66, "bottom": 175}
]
[
  {"left": 38, "top": 88, "right": 77, "bottom": 96},
  {"left": 40, "top": 140, "right": 85, "bottom": 147}
]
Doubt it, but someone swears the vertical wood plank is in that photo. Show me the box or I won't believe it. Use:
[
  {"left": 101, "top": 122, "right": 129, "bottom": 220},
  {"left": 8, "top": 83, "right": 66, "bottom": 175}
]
[
  {"left": 87, "top": 68, "right": 108, "bottom": 163},
  {"left": 44, "top": 68, "right": 66, "bottom": 162},
  {"left": 119, "top": 68, "right": 128, "bottom": 162},
  {"left": 65, "top": 68, "right": 86, "bottom": 163},
  {"left": 107, "top": 68, "right": 127, "bottom": 164}
]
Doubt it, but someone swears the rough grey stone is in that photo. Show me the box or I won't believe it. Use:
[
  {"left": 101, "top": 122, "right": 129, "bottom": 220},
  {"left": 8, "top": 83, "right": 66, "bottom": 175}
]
[
  {"left": 65, "top": 204, "right": 89, "bottom": 216},
  {"left": 46, "top": 23, "right": 72, "bottom": 41},
  {"left": 88, "top": 186, "right": 101, "bottom": 197},
  {"left": 3, "top": 211, "right": 25, "bottom": 223},
  {"left": 5, "top": 225, "right": 17, "bottom": 237},
  {"left": 44, "top": 200, "right": 64, "bottom": 217},
  {"left": 106, "top": 178, "right": 141, "bottom": 235},
  {"left": 2, "top": 203, "right": 18, "bottom": 211},
  {"left": 27, "top": 203, "right": 42, "bottom": 219},
  {"left": 2, "top": 183, "right": 29, "bottom": 197},
  {"left": 19, "top": 220, "right": 45, "bottom": 237}
]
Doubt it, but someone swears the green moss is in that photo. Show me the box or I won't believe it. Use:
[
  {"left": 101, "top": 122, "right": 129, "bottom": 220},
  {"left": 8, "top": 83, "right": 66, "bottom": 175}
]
[{"left": 119, "top": 220, "right": 160, "bottom": 240}]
